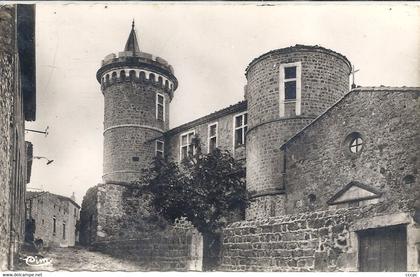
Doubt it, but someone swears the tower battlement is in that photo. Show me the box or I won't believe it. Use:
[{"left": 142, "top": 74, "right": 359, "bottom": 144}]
[
  {"left": 101, "top": 51, "right": 174, "bottom": 73},
  {"left": 97, "top": 51, "right": 178, "bottom": 95}
]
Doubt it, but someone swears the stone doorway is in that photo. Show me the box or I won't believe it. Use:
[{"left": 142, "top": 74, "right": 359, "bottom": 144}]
[{"left": 358, "top": 224, "right": 407, "bottom": 272}]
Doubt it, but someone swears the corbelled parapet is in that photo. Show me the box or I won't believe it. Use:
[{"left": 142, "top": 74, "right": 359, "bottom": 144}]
[{"left": 96, "top": 50, "right": 178, "bottom": 98}]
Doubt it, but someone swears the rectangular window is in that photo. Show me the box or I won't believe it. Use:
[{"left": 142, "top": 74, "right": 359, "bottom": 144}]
[
  {"left": 52, "top": 217, "right": 56, "bottom": 235},
  {"left": 234, "top": 112, "right": 247, "bottom": 147},
  {"left": 284, "top": 66, "right": 296, "bottom": 79},
  {"left": 156, "top": 93, "right": 165, "bottom": 121},
  {"left": 62, "top": 223, "right": 66, "bottom": 240},
  {"left": 156, "top": 140, "right": 164, "bottom": 158},
  {"left": 208, "top": 123, "right": 218, "bottom": 153},
  {"left": 284, "top": 66, "right": 297, "bottom": 100},
  {"left": 180, "top": 131, "right": 195, "bottom": 161},
  {"left": 285, "top": 80, "right": 297, "bottom": 100},
  {"left": 279, "top": 62, "right": 301, "bottom": 117}
]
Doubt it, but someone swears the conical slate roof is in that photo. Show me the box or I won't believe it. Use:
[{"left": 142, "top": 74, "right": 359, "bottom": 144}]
[{"left": 124, "top": 20, "right": 140, "bottom": 54}]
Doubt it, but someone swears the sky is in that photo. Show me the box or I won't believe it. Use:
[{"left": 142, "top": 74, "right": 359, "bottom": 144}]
[{"left": 25, "top": 2, "right": 420, "bottom": 205}]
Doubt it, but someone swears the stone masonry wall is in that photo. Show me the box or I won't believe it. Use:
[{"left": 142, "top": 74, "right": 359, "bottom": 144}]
[
  {"left": 220, "top": 202, "right": 415, "bottom": 272},
  {"left": 246, "top": 117, "right": 313, "bottom": 195},
  {"left": 80, "top": 183, "right": 203, "bottom": 271},
  {"left": 0, "top": 5, "right": 30, "bottom": 270},
  {"left": 102, "top": 80, "right": 170, "bottom": 183},
  {"left": 94, "top": 225, "right": 202, "bottom": 271},
  {"left": 246, "top": 194, "right": 286, "bottom": 220},
  {"left": 0, "top": 5, "right": 16, "bottom": 270},
  {"left": 26, "top": 192, "right": 80, "bottom": 248},
  {"left": 103, "top": 81, "right": 170, "bottom": 131},
  {"left": 103, "top": 126, "right": 160, "bottom": 182},
  {"left": 245, "top": 46, "right": 351, "bottom": 127},
  {"left": 79, "top": 186, "right": 98, "bottom": 246},
  {"left": 166, "top": 102, "right": 247, "bottom": 162},
  {"left": 81, "top": 183, "right": 175, "bottom": 243},
  {"left": 95, "top": 183, "right": 159, "bottom": 241},
  {"left": 283, "top": 88, "right": 420, "bottom": 215},
  {"left": 245, "top": 46, "right": 351, "bottom": 220}
]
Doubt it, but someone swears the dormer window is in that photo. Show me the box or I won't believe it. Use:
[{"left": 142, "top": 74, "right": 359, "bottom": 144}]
[{"left": 279, "top": 62, "right": 301, "bottom": 117}]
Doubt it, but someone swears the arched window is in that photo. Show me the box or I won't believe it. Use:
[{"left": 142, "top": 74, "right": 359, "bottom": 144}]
[
  {"left": 165, "top": 80, "right": 169, "bottom": 89},
  {"left": 139, "top": 71, "right": 146, "bottom": 81},
  {"left": 129, "top": 70, "right": 136, "bottom": 80},
  {"left": 120, "top": 70, "right": 126, "bottom": 81},
  {"left": 105, "top": 74, "right": 110, "bottom": 84},
  {"left": 158, "top": 76, "right": 163, "bottom": 85},
  {"left": 111, "top": 72, "right": 117, "bottom": 81},
  {"left": 149, "top": 73, "right": 156, "bottom": 83}
]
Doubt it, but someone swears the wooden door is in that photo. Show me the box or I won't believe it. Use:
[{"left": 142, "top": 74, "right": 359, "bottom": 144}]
[{"left": 358, "top": 224, "right": 407, "bottom": 272}]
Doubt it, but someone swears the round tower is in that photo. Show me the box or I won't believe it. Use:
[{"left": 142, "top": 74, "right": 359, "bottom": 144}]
[
  {"left": 245, "top": 45, "right": 351, "bottom": 219},
  {"left": 96, "top": 22, "right": 178, "bottom": 184}
]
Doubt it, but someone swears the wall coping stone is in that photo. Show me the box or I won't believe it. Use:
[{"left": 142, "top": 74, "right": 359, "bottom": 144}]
[{"left": 225, "top": 202, "right": 414, "bottom": 229}]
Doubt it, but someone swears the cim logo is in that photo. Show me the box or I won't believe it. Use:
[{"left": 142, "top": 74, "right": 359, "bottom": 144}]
[{"left": 21, "top": 255, "right": 53, "bottom": 267}]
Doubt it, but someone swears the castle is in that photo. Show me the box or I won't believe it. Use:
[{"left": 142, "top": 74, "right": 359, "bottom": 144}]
[{"left": 80, "top": 23, "right": 420, "bottom": 271}]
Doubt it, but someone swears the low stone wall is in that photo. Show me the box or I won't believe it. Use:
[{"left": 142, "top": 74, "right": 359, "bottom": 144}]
[
  {"left": 79, "top": 186, "right": 99, "bottom": 246},
  {"left": 93, "top": 226, "right": 202, "bottom": 271},
  {"left": 220, "top": 203, "right": 418, "bottom": 271},
  {"left": 80, "top": 184, "right": 203, "bottom": 271}
]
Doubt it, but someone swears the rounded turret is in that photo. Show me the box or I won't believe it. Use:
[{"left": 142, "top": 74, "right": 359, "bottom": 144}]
[
  {"left": 97, "top": 23, "right": 178, "bottom": 184},
  {"left": 245, "top": 45, "right": 351, "bottom": 219}
]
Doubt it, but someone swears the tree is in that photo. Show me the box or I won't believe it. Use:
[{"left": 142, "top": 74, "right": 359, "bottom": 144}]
[{"left": 138, "top": 137, "right": 248, "bottom": 270}]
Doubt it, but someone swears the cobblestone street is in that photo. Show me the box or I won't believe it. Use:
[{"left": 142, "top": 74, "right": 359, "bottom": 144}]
[{"left": 18, "top": 246, "right": 146, "bottom": 271}]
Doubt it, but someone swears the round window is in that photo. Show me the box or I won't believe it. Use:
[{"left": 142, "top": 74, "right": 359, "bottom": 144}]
[
  {"left": 344, "top": 132, "right": 364, "bottom": 156},
  {"left": 349, "top": 137, "right": 363, "bottom": 153}
]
